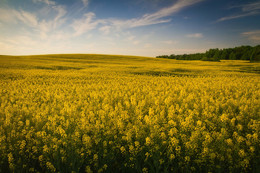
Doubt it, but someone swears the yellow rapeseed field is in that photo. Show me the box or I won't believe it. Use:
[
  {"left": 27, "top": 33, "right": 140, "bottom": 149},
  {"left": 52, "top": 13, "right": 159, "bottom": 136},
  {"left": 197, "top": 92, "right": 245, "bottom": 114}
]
[{"left": 0, "top": 54, "right": 259, "bottom": 172}]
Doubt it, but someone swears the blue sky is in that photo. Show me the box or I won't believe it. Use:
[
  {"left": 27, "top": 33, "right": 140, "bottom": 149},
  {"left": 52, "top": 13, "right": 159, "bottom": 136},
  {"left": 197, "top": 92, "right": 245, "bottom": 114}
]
[{"left": 0, "top": 0, "right": 260, "bottom": 57}]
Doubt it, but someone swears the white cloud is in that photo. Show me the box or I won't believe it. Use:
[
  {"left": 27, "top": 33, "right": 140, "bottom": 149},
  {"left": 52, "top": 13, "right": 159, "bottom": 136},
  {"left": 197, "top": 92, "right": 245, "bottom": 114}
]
[
  {"left": 110, "top": 0, "right": 205, "bottom": 28},
  {"left": 0, "top": 8, "right": 19, "bottom": 23},
  {"left": 29, "top": 0, "right": 204, "bottom": 37},
  {"left": 0, "top": 3, "right": 66, "bottom": 29},
  {"left": 72, "top": 12, "right": 103, "bottom": 36},
  {"left": 52, "top": 5, "right": 67, "bottom": 28},
  {"left": 242, "top": 30, "right": 260, "bottom": 42},
  {"left": 0, "top": 4, "right": 67, "bottom": 41},
  {"left": 99, "top": 25, "right": 111, "bottom": 35},
  {"left": 217, "top": 1, "right": 260, "bottom": 22},
  {"left": 50, "top": 31, "right": 72, "bottom": 40},
  {"left": 109, "top": 17, "right": 170, "bottom": 29},
  {"left": 0, "top": 8, "right": 38, "bottom": 27},
  {"left": 18, "top": 10, "right": 38, "bottom": 27},
  {"left": 37, "top": 20, "right": 52, "bottom": 39},
  {"left": 32, "top": 0, "right": 67, "bottom": 30},
  {"left": 0, "top": 0, "right": 206, "bottom": 55},
  {"left": 186, "top": 33, "right": 203, "bottom": 38},
  {"left": 242, "top": 2, "right": 260, "bottom": 12},
  {"left": 82, "top": 0, "right": 89, "bottom": 7},
  {"left": 33, "top": 0, "right": 55, "bottom": 5},
  {"left": 141, "top": 0, "right": 203, "bottom": 21},
  {"left": 0, "top": 1, "right": 70, "bottom": 55},
  {"left": 217, "top": 11, "right": 259, "bottom": 22},
  {"left": 122, "top": 33, "right": 141, "bottom": 45}
]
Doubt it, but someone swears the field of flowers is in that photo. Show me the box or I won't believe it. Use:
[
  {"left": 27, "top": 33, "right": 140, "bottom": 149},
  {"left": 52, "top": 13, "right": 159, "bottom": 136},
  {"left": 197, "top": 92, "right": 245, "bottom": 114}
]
[{"left": 0, "top": 54, "right": 259, "bottom": 172}]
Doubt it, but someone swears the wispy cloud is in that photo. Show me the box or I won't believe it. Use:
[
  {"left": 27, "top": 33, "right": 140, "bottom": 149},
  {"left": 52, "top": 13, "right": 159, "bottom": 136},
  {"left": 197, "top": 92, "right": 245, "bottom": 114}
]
[
  {"left": 0, "top": 8, "right": 38, "bottom": 27},
  {"left": 217, "top": 1, "right": 260, "bottom": 22},
  {"left": 125, "top": 34, "right": 140, "bottom": 45},
  {"left": 32, "top": 0, "right": 67, "bottom": 27},
  {"left": 0, "top": 0, "right": 207, "bottom": 56},
  {"left": 242, "top": 30, "right": 260, "bottom": 42},
  {"left": 69, "top": 0, "right": 205, "bottom": 36},
  {"left": 142, "top": 0, "right": 203, "bottom": 21},
  {"left": 18, "top": 10, "right": 38, "bottom": 27},
  {"left": 82, "top": 0, "right": 89, "bottom": 7},
  {"left": 0, "top": 9, "right": 16, "bottom": 23},
  {"left": 0, "top": 2, "right": 67, "bottom": 41},
  {"left": 99, "top": 25, "right": 111, "bottom": 35},
  {"left": 241, "top": 2, "right": 260, "bottom": 12},
  {"left": 186, "top": 33, "right": 203, "bottom": 38},
  {"left": 0, "top": 0, "right": 204, "bottom": 41},
  {"left": 72, "top": 12, "right": 103, "bottom": 36},
  {"left": 110, "top": 0, "right": 205, "bottom": 28},
  {"left": 217, "top": 11, "right": 259, "bottom": 22},
  {"left": 33, "top": 0, "right": 56, "bottom": 6},
  {"left": 51, "top": 5, "right": 67, "bottom": 28}
]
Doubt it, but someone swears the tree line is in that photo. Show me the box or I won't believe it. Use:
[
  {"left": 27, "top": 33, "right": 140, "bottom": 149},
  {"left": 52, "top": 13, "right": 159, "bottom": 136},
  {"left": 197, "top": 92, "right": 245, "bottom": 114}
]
[{"left": 156, "top": 45, "right": 260, "bottom": 62}]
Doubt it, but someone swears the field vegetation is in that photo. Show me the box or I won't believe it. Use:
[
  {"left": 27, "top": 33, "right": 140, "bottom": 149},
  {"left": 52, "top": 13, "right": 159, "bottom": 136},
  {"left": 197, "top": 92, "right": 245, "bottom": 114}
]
[{"left": 0, "top": 54, "right": 259, "bottom": 172}]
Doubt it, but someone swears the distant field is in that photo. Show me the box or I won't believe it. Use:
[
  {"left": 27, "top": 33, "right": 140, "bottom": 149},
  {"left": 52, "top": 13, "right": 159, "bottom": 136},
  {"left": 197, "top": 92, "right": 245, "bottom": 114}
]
[{"left": 0, "top": 54, "right": 259, "bottom": 172}]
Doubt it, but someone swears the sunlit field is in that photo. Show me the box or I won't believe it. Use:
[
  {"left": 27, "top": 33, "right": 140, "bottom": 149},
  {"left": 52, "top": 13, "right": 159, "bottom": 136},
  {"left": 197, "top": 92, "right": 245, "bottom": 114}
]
[{"left": 0, "top": 54, "right": 259, "bottom": 172}]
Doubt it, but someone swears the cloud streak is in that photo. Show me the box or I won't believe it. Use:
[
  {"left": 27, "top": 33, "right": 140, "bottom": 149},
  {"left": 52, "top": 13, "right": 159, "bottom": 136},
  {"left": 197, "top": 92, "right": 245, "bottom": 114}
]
[
  {"left": 67, "top": 0, "right": 205, "bottom": 37},
  {"left": 186, "top": 33, "right": 203, "bottom": 38},
  {"left": 110, "top": 0, "right": 205, "bottom": 28},
  {"left": 0, "top": 3, "right": 67, "bottom": 42},
  {"left": 242, "top": 30, "right": 260, "bottom": 42},
  {"left": 99, "top": 25, "right": 111, "bottom": 35},
  {"left": 217, "top": 1, "right": 260, "bottom": 22},
  {"left": 72, "top": 12, "right": 104, "bottom": 36},
  {"left": 217, "top": 11, "right": 259, "bottom": 22},
  {"left": 241, "top": 2, "right": 260, "bottom": 12},
  {"left": 82, "top": 0, "right": 89, "bottom": 7},
  {"left": 33, "top": 0, "right": 56, "bottom": 6},
  {"left": 0, "top": 8, "right": 38, "bottom": 27},
  {"left": 0, "top": 0, "right": 205, "bottom": 38}
]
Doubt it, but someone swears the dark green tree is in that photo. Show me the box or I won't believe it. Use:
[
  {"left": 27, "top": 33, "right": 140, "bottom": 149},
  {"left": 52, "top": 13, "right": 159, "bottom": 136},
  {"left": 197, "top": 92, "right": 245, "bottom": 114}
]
[
  {"left": 229, "top": 52, "right": 236, "bottom": 60},
  {"left": 213, "top": 49, "right": 221, "bottom": 61},
  {"left": 250, "top": 45, "right": 260, "bottom": 62},
  {"left": 221, "top": 49, "right": 229, "bottom": 59},
  {"left": 156, "top": 45, "right": 259, "bottom": 61}
]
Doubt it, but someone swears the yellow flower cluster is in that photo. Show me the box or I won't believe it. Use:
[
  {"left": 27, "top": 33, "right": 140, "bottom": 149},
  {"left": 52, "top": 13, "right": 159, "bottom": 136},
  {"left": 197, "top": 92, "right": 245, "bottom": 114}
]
[{"left": 0, "top": 55, "right": 259, "bottom": 172}]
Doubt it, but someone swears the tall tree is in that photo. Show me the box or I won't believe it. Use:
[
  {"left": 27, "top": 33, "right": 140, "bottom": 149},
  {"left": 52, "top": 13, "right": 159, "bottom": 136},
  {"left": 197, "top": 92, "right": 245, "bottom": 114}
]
[
  {"left": 250, "top": 45, "right": 260, "bottom": 62},
  {"left": 230, "top": 52, "right": 236, "bottom": 60}
]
